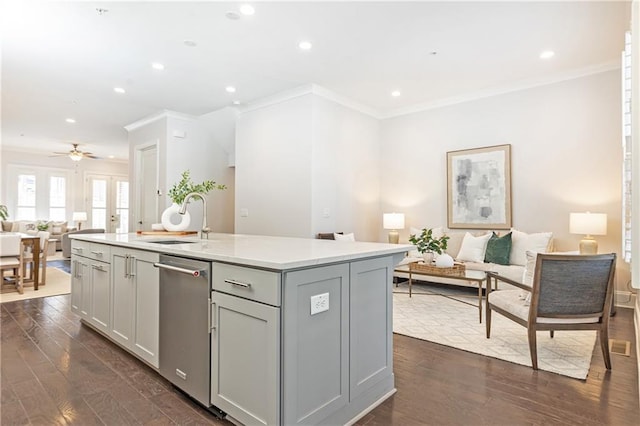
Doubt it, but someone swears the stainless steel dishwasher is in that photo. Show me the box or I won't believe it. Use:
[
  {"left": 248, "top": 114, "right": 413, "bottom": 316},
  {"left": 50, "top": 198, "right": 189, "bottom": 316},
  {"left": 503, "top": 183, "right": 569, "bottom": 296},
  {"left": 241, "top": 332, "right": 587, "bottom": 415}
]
[{"left": 155, "top": 255, "right": 220, "bottom": 413}]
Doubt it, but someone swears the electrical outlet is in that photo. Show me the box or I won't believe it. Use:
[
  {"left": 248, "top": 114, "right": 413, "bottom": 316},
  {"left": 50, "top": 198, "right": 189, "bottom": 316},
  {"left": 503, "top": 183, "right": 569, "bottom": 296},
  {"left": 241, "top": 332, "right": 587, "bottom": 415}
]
[{"left": 310, "top": 293, "right": 329, "bottom": 315}]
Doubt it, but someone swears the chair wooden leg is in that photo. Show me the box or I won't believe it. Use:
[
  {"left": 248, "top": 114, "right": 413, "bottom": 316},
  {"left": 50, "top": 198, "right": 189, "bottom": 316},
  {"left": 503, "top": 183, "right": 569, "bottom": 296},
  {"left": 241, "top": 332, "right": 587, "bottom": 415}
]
[
  {"left": 549, "top": 330, "right": 554, "bottom": 338},
  {"left": 528, "top": 328, "right": 538, "bottom": 370},
  {"left": 486, "top": 302, "right": 492, "bottom": 338},
  {"left": 599, "top": 326, "right": 612, "bottom": 370}
]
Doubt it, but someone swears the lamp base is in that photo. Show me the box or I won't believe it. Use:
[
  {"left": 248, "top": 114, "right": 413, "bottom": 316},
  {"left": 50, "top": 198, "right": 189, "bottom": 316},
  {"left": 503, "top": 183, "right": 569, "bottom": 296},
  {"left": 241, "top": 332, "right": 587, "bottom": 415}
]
[
  {"left": 388, "top": 230, "right": 399, "bottom": 244},
  {"left": 579, "top": 236, "right": 598, "bottom": 254}
]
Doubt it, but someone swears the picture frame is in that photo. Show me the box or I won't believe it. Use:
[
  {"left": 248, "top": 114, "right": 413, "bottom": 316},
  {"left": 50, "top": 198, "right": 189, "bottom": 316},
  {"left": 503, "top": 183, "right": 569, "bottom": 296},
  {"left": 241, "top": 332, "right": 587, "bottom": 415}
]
[{"left": 447, "top": 144, "right": 512, "bottom": 229}]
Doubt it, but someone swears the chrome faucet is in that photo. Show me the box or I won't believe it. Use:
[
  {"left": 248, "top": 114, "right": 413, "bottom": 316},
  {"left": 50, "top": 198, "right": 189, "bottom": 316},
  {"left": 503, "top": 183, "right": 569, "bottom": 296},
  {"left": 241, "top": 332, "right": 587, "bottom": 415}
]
[{"left": 179, "top": 192, "right": 211, "bottom": 239}]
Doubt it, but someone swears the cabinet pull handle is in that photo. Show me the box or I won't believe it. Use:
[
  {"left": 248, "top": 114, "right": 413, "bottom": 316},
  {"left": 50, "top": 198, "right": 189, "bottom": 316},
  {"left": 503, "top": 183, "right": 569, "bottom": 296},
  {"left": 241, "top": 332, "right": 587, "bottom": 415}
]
[
  {"left": 153, "top": 263, "right": 203, "bottom": 277},
  {"left": 90, "top": 250, "right": 103, "bottom": 256},
  {"left": 73, "top": 247, "right": 82, "bottom": 253},
  {"left": 224, "top": 279, "right": 251, "bottom": 288},
  {"left": 124, "top": 254, "right": 130, "bottom": 278},
  {"left": 210, "top": 301, "right": 216, "bottom": 331},
  {"left": 129, "top": 256, "right": 136, "bottom": 277},
  {"left": 92, "top": 264, "right": 105, "bottom": 272}
]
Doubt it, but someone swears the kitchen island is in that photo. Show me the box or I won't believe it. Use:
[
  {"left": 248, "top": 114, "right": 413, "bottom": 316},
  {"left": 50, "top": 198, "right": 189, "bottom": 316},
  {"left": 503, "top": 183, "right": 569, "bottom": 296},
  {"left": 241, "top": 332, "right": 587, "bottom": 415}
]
[{"left": 70, "top": 232, "right": 410, "bottom": 426}]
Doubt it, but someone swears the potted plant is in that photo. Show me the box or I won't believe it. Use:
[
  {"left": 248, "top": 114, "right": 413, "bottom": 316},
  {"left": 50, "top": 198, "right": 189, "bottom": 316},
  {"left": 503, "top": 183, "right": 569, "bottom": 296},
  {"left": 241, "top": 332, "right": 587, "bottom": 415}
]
[
  {"left": 0, "top": 205, "right": 8, "bottom": 221},
  {"left": 409, "top": 228, "right": 450, "bottom": 264},
  {"left": 37, "top": 221, "right": 49, "bottom": 231},
  {"left": 162, "top": 170, "right": 226, "bottom": 232},
  {"left": 167, "top": 170, "right": 226, "bottom": 205}
]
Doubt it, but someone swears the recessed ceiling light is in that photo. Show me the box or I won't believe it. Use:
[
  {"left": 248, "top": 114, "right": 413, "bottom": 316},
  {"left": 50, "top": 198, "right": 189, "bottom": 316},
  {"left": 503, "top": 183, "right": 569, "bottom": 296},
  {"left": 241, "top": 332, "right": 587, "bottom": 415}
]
[
  {"left": 233, "top": 100, "right": 241, "bottom": 105},
  {"left": 65, "top": 118, "right": 76, "bottom": 123},
  {"left": 540, "top": 50, "right": 555, "bottom": 59},
  {"left": 108, "top": 155, "right": 115, "bottom": 159},
  {"left": 225, "top": 86, "right": 236, "bottom": 93},
  {"left": 225, "top": 11, "right": 240, "bottom": 20},
  {"left": 298, "top": 41, "right": 312, "bottom": 50},
  {"left": 183, "top": 40, "right": 197, "bottom": 47},
  {"left": 114, "top": 87, "right": 126, "bottom": 94},
  {"left": 239, "top": 4, "right": 255, "bottom": 15},
  {"left": 391, "top": 90, "right": 401, "bottom": 97},
  {"left": 151, "top": 62, "right": 165, "bottom": 70},
  {"left": 429, "top": 51, "right": 438, "bottom": 56}
]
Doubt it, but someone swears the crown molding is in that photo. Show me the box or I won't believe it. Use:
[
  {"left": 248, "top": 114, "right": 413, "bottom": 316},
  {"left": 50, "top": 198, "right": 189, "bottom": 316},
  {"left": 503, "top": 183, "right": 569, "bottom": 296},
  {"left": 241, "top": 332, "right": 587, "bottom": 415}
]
[
  {"left": 381, "top": 60, "right": 621, "bottom": 119},
  {"left": 239, "top": 84, "right": 382, "bottom": 119},
  {"left": 124, "top": 109, "right": 197, "bottom": 132}
]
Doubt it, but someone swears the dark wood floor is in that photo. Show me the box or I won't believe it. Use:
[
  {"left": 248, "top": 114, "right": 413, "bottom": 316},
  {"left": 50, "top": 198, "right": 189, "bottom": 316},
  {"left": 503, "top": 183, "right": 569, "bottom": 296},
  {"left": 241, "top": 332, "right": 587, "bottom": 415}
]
[{"left": 1, "top": 295, "right": 638, "bottom": 426}]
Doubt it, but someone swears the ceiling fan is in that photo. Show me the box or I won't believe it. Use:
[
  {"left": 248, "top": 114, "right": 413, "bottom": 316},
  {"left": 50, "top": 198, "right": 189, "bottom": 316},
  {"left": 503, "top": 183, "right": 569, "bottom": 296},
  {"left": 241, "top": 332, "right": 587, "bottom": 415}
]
[{"left": 51, "top": 143, "right": 100, "bottom": 161}]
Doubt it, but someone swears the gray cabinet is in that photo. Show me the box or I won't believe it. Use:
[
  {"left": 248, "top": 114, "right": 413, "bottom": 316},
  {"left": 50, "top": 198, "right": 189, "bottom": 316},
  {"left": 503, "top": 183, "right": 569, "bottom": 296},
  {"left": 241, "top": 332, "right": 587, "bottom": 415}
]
[
  {"left": 70, "top": 257, "right": 90, "bottom": 319},
  {"left": 211, "top": 263, "right": 281, "bottom": 426},
  {"left": 282, "top": 263, "right": 350, "bottom": 425},
  {"left": 70, "top": 240, "right": 111, "bottom": 333},
  {"left": 282, "top": 257, "right": 395, "bottom": 426},
  {"left": 110, "top": 247, "right": 159, "bottom": 368}
]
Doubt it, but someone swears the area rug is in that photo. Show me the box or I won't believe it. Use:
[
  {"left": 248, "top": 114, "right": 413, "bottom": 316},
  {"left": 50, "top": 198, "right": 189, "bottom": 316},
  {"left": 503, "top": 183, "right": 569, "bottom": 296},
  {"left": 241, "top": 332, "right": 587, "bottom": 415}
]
[
  {"left": 0, "top": 267, "right": 71, "bottom": 303},
  {"left": 393, "top": 282, "right": 597, "bottom": 380}
]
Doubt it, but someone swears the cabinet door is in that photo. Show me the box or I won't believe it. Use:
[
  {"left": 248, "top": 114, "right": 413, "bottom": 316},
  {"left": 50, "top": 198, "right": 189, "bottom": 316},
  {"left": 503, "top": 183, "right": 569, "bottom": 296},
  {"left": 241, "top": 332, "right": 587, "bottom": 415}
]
[
  {"left": 349, "top": 257, "right": 394, "bottom": 400},
  {"left": 131, "top": 250, "right": 159, "bottom": 367},
  {"left": 211, "top": 291, "right": 280, "bottom": 426},
  {"left": 282, "top": 264, "right": 349, "bottom": 425},
  {"left": 89, "top": 261, "right": 110, "bottom": 332},
  {"left": 70, "top": 257, "right": 89, "bottom": 319},
  {"left": 110, "top": 248, "right": 134, "bottom": 346}
]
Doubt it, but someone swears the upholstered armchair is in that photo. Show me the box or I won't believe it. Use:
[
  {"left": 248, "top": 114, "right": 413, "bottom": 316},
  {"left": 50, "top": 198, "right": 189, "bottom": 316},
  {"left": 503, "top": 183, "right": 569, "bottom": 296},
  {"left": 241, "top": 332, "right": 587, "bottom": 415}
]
[{"left": 486, "top": 253, "right": 616, "bottom": 370}]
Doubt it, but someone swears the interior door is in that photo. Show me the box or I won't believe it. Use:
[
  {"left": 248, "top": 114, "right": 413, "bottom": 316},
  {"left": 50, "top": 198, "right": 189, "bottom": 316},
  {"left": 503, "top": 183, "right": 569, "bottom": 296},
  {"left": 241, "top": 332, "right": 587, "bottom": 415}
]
[
  {"left": 87, "top": 174, "right": 129, "bottom": 233},
  {"left": 136, "top": 143, "right": 159, "bottom": 231}
]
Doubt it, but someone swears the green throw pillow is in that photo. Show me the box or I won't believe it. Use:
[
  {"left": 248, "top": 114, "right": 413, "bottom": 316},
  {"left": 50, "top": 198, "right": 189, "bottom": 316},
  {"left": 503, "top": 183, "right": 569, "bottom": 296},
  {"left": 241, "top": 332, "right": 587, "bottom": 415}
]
[{"left": 484, "top": 232, "right": 512, "bottom": 265}]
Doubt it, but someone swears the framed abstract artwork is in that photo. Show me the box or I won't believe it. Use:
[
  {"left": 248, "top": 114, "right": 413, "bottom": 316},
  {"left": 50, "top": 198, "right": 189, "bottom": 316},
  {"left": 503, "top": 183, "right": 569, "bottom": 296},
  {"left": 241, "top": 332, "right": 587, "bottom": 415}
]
[{"left": 447, "top": 144, "right": 512, "bottom": 229}]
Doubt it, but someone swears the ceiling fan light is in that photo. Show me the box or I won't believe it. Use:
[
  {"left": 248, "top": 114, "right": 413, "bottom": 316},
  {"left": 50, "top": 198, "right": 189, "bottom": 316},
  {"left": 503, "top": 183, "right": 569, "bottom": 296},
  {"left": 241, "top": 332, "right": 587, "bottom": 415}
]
[{"left": 69, "top": 152, "right": 83, "bottom": 161}]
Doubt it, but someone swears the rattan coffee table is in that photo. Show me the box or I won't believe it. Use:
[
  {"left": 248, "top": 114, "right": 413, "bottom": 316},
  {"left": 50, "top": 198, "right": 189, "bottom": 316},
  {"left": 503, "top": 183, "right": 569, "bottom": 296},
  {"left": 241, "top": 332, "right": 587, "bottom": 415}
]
[{"left": 394, "top": 262, "right": 490, "bottom": 323}]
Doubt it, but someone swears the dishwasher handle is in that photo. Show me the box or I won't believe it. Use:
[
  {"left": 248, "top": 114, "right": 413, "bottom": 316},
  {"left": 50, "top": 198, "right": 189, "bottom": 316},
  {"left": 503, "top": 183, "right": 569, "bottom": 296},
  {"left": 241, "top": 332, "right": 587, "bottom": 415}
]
[{"left": 154, "top": 262, "right": 204, "bottom": 277}]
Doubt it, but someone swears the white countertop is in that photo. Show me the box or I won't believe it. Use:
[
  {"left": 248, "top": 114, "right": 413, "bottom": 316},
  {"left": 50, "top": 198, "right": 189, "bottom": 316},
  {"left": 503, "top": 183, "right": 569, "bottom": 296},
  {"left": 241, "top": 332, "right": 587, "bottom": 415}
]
[{"left": 70, "top": 233, "right": 412, "bottom": 270}]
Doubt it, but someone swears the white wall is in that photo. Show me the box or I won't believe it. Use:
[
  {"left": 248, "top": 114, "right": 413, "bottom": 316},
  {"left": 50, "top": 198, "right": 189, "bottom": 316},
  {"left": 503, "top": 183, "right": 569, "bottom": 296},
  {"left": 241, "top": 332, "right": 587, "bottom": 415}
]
[
  {"left": 380, "top": 70, "right": 629, "bottom": 292},
  {"left": 0, "top": 148, "right": 128, "bottom": 225},
  {"left": 235, "top": 94, "right": 313, "bottom": 237},
  {"left": 311, "top": 96, "right": 380, "bottom": 240},
  {"left": 127, "top": 112, "right": 235, "bottom": 234}
]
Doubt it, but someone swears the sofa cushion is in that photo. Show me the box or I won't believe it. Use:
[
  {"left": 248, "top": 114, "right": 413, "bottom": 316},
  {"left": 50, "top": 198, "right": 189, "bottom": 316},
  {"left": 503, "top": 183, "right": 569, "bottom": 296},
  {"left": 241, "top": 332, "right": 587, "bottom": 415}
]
[
  {"left": 509, "top": 229, "right": 553, "bottom": 266},
  {"left": 17, "top": 221, "right": 37, "bottom": 233},
  {"left": 484, "top": 232, "right": 512, "bottom": 265},
  {"left": 51, "top": 221, "right": 68, "bottom": 234},
  {"left": 456, "top": 232, "right": 491, "bottom": 263},
  {"left": 444, "top": 231, "right": 466, "bottom": 258},
  {"left": 1, "top": 221, "right": 13, "bottom": 232}
]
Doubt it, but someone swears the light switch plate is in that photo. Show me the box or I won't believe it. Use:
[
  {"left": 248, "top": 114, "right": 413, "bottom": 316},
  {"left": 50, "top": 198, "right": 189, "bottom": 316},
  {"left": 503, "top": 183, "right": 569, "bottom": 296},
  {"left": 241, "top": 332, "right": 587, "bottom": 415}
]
[{"left": 310, "top": 293, "right": 329, "bottom": 315}]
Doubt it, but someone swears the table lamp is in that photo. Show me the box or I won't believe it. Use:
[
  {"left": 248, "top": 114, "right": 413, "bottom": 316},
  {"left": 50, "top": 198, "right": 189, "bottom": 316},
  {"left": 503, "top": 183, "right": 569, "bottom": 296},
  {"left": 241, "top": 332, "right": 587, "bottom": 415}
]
[
  {"left": 383, "top": 213, "right": 405, "bottom": 244},
  {"left": 73, "top": 211, "right": 87, "bottom": 230},
  {"left": 569, "top": 212, "right": 607, "bottom": 254}
]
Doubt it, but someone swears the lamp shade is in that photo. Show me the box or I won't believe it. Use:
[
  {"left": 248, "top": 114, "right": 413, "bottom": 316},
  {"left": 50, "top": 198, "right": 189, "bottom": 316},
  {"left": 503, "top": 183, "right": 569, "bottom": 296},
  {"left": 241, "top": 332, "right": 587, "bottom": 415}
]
[
  {"left": 72, "top": 211, "right": 88, "bottom": 222},
  {"left": 383, "top": 213, "right": 405, "bottom": 230},
  {"left": 569, "top": 212, "right": 607, "bottom": 236}
]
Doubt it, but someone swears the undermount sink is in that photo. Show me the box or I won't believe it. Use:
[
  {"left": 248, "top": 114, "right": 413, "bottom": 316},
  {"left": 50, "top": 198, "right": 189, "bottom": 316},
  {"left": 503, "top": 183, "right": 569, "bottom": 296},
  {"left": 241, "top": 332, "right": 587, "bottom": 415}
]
[{"left": 145, "top": 240, "right": 199, "bottom": 245}]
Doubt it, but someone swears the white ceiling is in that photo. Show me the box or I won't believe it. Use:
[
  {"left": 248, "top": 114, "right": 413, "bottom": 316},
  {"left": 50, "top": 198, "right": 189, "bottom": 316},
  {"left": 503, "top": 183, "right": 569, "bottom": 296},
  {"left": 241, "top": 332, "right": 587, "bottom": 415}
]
[{"left": 1, "top": 1, "right": 631, "bottom": 161}]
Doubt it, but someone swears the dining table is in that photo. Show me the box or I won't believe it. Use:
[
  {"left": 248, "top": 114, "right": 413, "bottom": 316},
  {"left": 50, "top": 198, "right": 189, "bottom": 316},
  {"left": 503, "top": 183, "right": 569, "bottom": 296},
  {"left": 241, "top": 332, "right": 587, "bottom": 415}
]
[{"left": 19, "top": 233, "right": 41, "bottom": 291}]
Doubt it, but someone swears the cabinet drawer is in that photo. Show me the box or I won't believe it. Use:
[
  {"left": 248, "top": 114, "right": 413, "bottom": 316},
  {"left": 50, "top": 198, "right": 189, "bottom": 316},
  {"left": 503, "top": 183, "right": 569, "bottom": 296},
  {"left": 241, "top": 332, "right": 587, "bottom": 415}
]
[
  {"left": 213, "top": 263, "right": 281, "bottom": 306},
  {"left": 71, "top": 240, "right": 110, "bottom": 262}
]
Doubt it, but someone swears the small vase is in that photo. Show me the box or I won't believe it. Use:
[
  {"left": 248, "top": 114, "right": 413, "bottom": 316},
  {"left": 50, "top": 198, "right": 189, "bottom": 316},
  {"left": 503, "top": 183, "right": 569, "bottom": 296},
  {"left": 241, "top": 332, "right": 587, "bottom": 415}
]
[
  {"left": 435, "top": 253, "right": 454, "bottom": 268},
  {"left": 422, "top": 252, "right": 434, "bottom": 264},
  {"left": 161, "top": 203, "right": 191, "bottom": 232}
]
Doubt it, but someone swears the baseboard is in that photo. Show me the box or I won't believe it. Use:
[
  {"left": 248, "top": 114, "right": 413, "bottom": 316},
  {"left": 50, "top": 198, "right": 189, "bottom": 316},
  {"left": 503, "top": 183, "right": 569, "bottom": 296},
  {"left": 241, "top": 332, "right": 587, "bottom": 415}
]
[{"left": 615, "top": 290, "right": 637, "bottom": 309}]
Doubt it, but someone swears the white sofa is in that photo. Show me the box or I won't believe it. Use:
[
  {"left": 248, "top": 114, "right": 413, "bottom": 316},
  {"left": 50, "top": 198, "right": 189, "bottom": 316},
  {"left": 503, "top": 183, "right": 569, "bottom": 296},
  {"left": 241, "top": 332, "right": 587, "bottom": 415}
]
[{"left": 395, "top": 227, "right": 554, "bottom": 288}]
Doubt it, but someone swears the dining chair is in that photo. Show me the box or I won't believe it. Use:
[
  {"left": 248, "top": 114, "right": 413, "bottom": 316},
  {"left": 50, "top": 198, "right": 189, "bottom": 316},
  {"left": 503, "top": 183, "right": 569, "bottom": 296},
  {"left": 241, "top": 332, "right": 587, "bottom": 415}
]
[
  {"left": 23, "top": 231, "right": 50, "bottom": 286},
  {"left": 486, "top": 253, "right": 616, "bottom": 370},
  {"left": 0, "top": 234, "right": 25, "bottom": 294}
]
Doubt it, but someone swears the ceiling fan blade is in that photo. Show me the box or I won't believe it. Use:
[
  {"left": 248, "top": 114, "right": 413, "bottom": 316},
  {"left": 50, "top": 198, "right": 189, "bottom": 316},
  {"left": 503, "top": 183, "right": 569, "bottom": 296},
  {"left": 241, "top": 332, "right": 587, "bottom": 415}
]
[{"left": 85, "top": 154, "right": 102, "bottom": 159}]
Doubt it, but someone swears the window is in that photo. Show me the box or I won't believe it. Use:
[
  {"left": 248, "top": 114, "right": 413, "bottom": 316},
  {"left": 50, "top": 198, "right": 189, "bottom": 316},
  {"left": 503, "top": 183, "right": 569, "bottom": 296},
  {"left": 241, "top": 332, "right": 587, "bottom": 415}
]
[
  {"left": 49, "top": 176, "right": 66, "bottom": 221},
  {"left": 115, "top": 180, "right": 129, "bottom": 233},
  {"left": 16, "top": 174, "right": 36, "bottom": 220},
  {"left": 91, "top": 179, "right": 108, "bottom": 229}
]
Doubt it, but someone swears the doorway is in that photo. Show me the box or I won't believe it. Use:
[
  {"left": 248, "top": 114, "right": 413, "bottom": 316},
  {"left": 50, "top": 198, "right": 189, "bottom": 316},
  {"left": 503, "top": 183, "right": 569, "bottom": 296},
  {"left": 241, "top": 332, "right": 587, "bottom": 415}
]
[{"left": 86, "top": 174, "right": 129, "bottom": 233}]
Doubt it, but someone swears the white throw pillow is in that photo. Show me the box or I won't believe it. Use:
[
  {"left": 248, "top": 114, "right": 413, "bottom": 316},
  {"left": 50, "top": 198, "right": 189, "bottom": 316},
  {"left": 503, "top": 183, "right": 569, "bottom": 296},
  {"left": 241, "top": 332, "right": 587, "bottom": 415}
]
[
  {"left": 456, "top": 232, "right": 491, "bottom": 263},
  {"left": 334, "top": 232, "right": 355, "bottom": 242},
  {"left": 509, "top": 229, "right": 553, "bottom": 266}
]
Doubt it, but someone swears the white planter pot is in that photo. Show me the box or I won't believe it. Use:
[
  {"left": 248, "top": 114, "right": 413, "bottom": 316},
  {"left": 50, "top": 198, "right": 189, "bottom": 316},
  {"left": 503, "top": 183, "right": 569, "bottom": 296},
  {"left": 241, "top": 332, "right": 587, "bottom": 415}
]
[
  {"left": 161, "top": 203, "right": 191, "bottom": 232},
  {"left": 422, "top": 252, "right": 434, "bottom": 264},
  {"left": 435, "top": 253, "right": 454, "bottom": 268}
]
